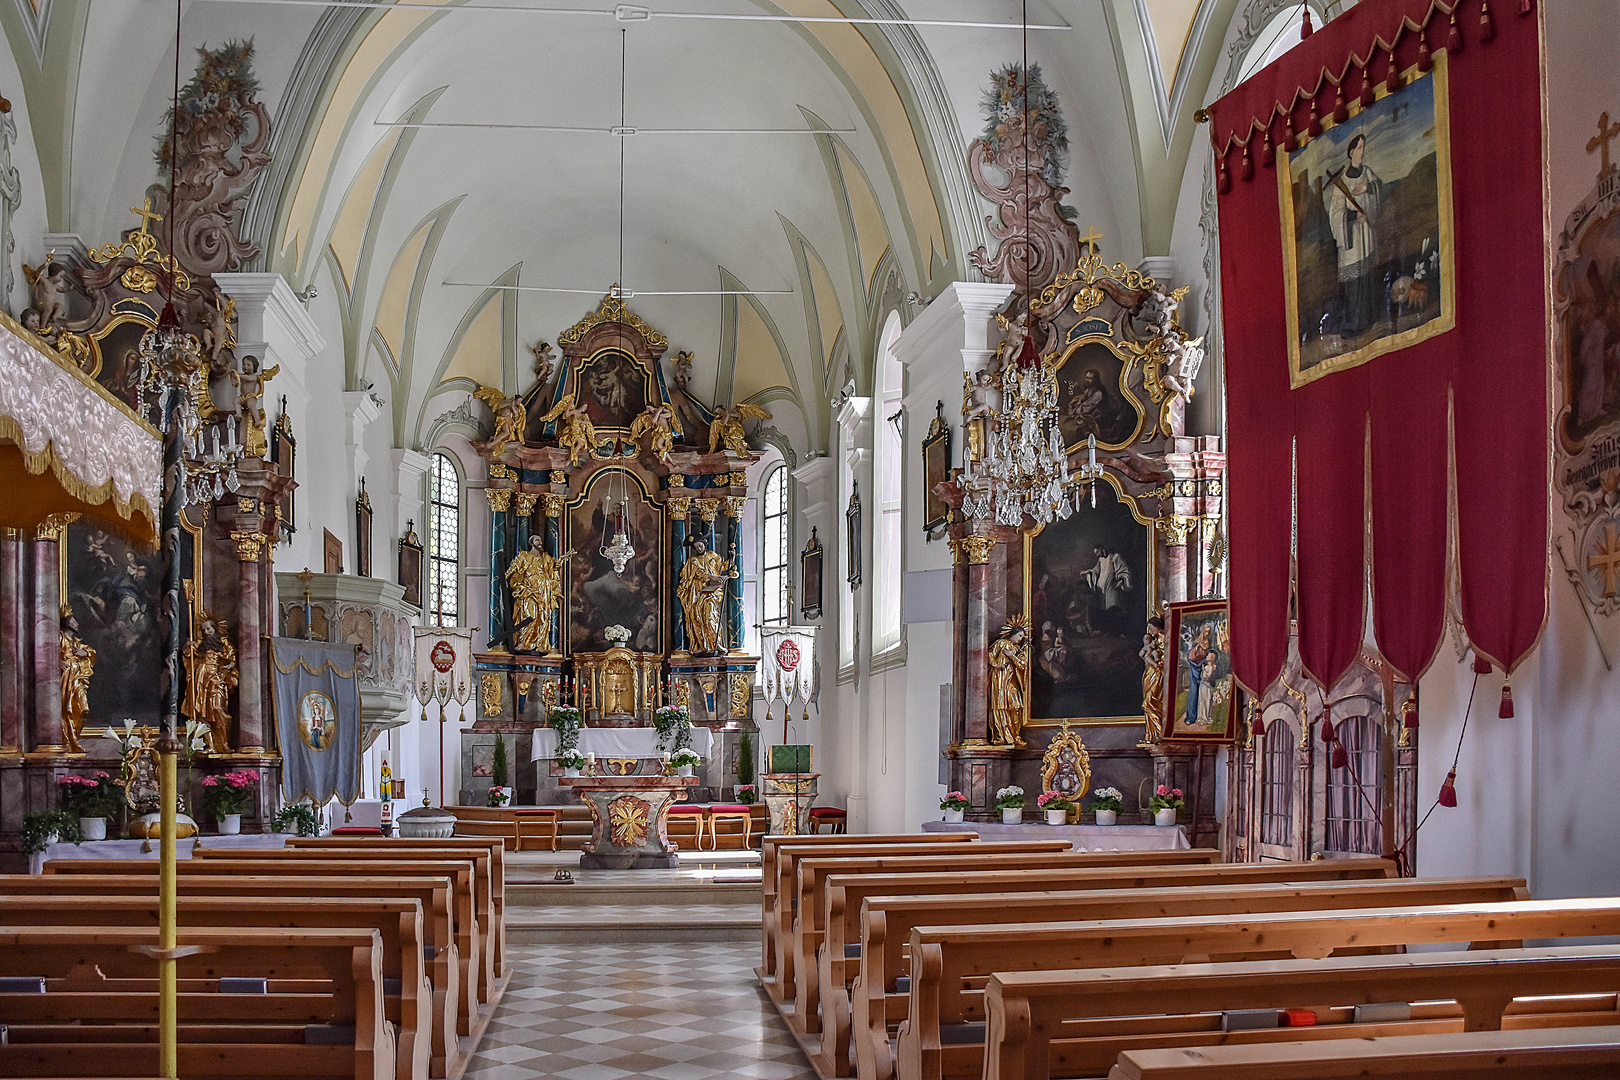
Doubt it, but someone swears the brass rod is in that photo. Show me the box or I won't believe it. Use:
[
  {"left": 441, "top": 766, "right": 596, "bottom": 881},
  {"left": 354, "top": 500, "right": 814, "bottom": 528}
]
[{"left": 158, "top": 747, "right": 178, "bottom": 1077}]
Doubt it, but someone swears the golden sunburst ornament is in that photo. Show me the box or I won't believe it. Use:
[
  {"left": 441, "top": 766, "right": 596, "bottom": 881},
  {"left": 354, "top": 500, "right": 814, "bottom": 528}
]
[{"left": 607, "top": 795, "right": 650, "bottom": 848}]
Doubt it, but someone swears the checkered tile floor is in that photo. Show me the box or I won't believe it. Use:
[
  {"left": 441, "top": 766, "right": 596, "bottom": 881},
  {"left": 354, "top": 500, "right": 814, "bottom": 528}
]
[{"left": 464, "top": 942, "right": 816, "bottom": 1080}]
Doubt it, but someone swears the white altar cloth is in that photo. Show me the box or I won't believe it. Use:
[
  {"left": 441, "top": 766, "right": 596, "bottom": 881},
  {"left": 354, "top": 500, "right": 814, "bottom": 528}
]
[
  {"left": 921, "top": 819, "right": 1189, "bottom": 850},
  {"left": 530, "top": 726, "right": 713, "bottom": 761},
  {"left": 30, "top": 833, "right": 289, "bottom": 874}
]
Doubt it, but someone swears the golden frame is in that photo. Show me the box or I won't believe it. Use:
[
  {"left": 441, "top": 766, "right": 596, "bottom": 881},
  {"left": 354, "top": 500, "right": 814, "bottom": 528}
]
[
  {"left": 1279, "top": 51, "right": 1456, "bottom": 389},
  {"left": 564, "top": 345, "right": 659, "bottom": 435},
  {"left": 563, "top": 466, "right": 669, "bottom": 655},
  {"left": 1052, "top": 332, "right": 1148, "bottom": 453},
  {"left": 1022, "top": 470, "right": 1157, "bottom": 728},
  {"left": 84, "top": 305, "right": 157, "bottom": 383}
]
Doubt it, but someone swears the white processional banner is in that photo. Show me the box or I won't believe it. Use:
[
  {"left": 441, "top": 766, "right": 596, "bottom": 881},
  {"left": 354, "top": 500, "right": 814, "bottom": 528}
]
[
  {"left": 413, "top": 627, "right": 473, "bottom": 711},
  {"left": 759, "top": 625, "right": 819, "bottom": 710}
]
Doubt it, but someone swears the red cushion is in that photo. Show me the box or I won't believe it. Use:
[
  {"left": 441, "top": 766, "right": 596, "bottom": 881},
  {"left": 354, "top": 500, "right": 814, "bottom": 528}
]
[
  {"left": 808, "top": 807, "right": 846, "bottom": 819},
  {"left": 667, "top": 805, "right": 706, "bottom": 815},
  {"left": 330, "top": 826, "right": 383, "bottom": 836},
  {"left": 708, "top": 804, "right": 751, "bottom": 813}
]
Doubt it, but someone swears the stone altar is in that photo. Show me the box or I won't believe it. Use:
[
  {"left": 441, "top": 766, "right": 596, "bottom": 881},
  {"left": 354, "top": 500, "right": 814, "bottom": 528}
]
[{"left": 560, "top": 774, "right": 699, "bottom": 869}]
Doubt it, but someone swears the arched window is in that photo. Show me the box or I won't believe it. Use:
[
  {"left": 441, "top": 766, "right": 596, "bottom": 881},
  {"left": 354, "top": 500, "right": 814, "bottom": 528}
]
[
  {"left": 426, "top": 452, "right": 461, "bottom": 627},
  {"left": 1325, "top": 712, "right": 1381, "bottom": 854},
  {"left": 761, "top": 464, "right": 789, "bottom": 626},
  {"left": 1236, "top": 4, "right": 1328, "bottom": 84},
  {"left": 873, "top": 312, "right": 905, "bottom": 655},
  {"left": 1260, "top": 719, "right": 1294, "bottom": 848}
]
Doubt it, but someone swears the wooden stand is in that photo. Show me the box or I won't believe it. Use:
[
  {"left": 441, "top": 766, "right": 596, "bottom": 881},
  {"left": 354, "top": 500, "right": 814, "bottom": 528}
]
[{"left": 559, "top": 774, "right": 699, "bottom": 869}]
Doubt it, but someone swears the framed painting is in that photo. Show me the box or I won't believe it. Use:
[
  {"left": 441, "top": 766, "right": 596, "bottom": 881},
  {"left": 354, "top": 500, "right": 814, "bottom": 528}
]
[
  {"left": 845, "top": 486, "right": 862, "bottom": 587},
  {"left": 1280, "top": 52, "right": 1455, "bottom": 388},
  {"left": 800, "top": 527, "right": 824, "bottom": 620},
  {"left": 1053, "top": 337, "right": 1145, "bottom": 451},
  {"left": 399, "top": 521, "right": 424, "bottom": 609},
  {"left": 921, "top": 400, "right": 951, "bottom": 536},
  {"left": 86, "top": 309, "right": 157, "bottom": 408},
  {"left": 64, "top": 522, "right": 165, "bottom": 728},
  {"left": 1024, "top": 478, "right": 1154, "bottom": 726},
  {"left": 355, "top": 480, "right": 373, "bottom": 578},
  {"left": 574, "top": 348, "right": 650, "bottom": 431},
  {"left": 270, "top": 400, "right": 296, "bottom": 542},
  {"left": 566, "top": 470, "right": 664, "bottom": 653},
  {"left": 1161, "top": 599, "right": 1235, "bottom": 741},
  {"left": 323, "top": 529, "right": 343, "bottom": 575}
]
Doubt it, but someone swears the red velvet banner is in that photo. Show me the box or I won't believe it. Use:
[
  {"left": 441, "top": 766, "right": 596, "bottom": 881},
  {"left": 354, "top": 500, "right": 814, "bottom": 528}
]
[{"left": 1212, "top": 0, "right": 1548, "bottom": 696}]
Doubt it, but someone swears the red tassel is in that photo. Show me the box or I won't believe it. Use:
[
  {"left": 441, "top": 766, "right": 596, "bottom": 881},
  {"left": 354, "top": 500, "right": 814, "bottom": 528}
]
[
  {"left": 1217, "top": 156, "right": 1231, "bottom": 193},
  {"left": 1307, "top": 100, "right": 1321, "bottom": 138},
  {"left": 1359, "top": 68, "right": 1376, "bottom": 108},
  {"left": 1333, "top": 85, "right": 1348, "bottom": 124},
  {"left": 1240, "top": 143, "right": 1253, "bottom": 180},
  {"left": 1473, "top": 654, "right": 1492, "bottom": 675},
  {"left": 1260, "top": 131, "right": 1274, "bottom": 168},
  {"left": 1282, "top": 117, "right": 1296, "bottom": 153},
  {"left": 1301, "top": 7, "right": 1313, "bottom": 39},
  {"left": 1331, "top": 742, "right": 1348, "bottom": 769},
  {"left": 1402, "top": 699, "right": 1418, "bottom": 730},
  {"left": 1480, "top": 0, "right": 1496, "bottom": 43},
  {"left": 1498, "top": 681, "right": 1515, "bottom": 719},
  {"left": 1519, "top": 0, "right": 1533, "bottom": 14},
  {"left": 1385, "top": 51, "right": 1403, "bottom": 93},
  {"left": 1438, "top": 769, "right": 1458, "bottom": 807},
  {"left": 1417, "top": 36, "right": 1432, "bottom": 72},
  {"left": 1251, "top": 715, "right": 1266, "bottom": 738},
  {"left": 1447, "top": 11, "right": 1463, "bottom": 52},
  {"left": 1319, "top": 718, "right": 1335, "bottom": 745}
]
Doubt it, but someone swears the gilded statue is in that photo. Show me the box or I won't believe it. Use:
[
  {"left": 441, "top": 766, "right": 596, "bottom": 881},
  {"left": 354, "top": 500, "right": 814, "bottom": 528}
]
[
  {"left": 59, "top": 608, "right": 96, "bottom": 754},
  {"left": 536, "top": 393, "right": 602, "bottom": 466},
  {"left": 628, "top": 403, "right": 681, "bottom": 464},
  {"left": 987, "top": 616, "right": 1031, "bottom": 748},
  {"left": 708, "top": 402, "right": 772, "bottom": 455},
  {"left": 677, "top": 538, "right": 736, "bottom": 655},
  {"left": 184, "top": 614, "right": 239, "bottom": 753},
  {"left": 234, "top": 355, "right": 278, "bottom": 457},
  {"left": 473, "top": 383, "right": 528, "bottom": 458},
  {"left": 506, "top": 536, "right": 574, "bottom": 653},
  {"left": 1139, "top": 615, "right": 1166, "bottom": 745}
]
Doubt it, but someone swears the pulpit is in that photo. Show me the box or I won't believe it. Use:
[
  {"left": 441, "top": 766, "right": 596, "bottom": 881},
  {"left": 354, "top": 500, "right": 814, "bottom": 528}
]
[{"left": 560, "top": 774, "right": 700, "bottom": 868}]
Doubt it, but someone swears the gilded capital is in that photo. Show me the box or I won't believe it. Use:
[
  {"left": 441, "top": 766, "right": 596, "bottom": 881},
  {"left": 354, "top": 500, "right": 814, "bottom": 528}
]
[
  {"left": 697, "top": 498, "right": 721, "bottom": 523},
  {"left": 1155, "top": 514, "right": 1198, "bottom": 546},
  {"left": 950, "top": 535, "right": 997, "bottom": 565},
  {"left": 667, "top": 497, "right": 693, "bottom": 518},
  {"left": 513, "top": 492, "right": 539, "bottom": 516},
  {"left": 236, "top": 497, "right": 259, "bottom": 515},
  {"left": 724, "top": 496, "right": 747, "bottom": 519},
  {"left": 231, "top": 531, "right": 268, "bottom": 561},
  {"left": 539, "top": 493, "right": 567, "bottom": 517},
  {"left": 486, "top": 488, "right": 513, "bottom": 514},
  {"left": 488, "top": 462, "right": 510, "bottom": 480},
  {"left": 34, "top": 512, "right": 80, "bottom": 541},
  {"left": 550, "top": 470, "right": 569, "bottom": 485}
]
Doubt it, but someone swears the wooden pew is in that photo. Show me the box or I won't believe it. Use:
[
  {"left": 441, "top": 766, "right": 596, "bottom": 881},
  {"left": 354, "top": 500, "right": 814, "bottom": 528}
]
[
  {"left": 985, "top": 946, "right": 1620, "bottom": 1080},
  {"left": 895, "top": 896, "right": 1620, "bottom": 1080},
  {"left": 794, "top": 850, "right": 1221, "bottom": 1038},
  {"left": 841, "top": 870, "right": 1514, "bottom": 1080},
  {"left": 0, "top": 894, "right": 431, "bottom": 1080},
  {"left": 772, "top": 842, "right": 1077, "bottom": 1006},
  {"left": 44, "top": 857, "right": 485, "bottom": 1036},
  {"left": 1106, "top": 1023, "right": 1620, "bottom": 1080},
  {"left": 761, "top": 834, "right": 979, "bottom": 981},
  {"left": 0, "top": 925, "right": 393, "bottom": 1080},
  {"left": 0, "top": 874, "right": 461, "bottom": 1076}
]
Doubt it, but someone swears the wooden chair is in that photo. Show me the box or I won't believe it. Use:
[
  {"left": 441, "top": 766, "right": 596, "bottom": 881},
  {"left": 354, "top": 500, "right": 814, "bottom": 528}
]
[
  {"left": 666, "top": 804, "right": 707, "bottom": 850},
  {"left": 707, "top": 804, "right": 753, "bottom": 850}
]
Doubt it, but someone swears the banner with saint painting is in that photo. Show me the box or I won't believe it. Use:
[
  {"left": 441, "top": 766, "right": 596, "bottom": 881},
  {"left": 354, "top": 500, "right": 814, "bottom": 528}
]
[
  {"left": 1161, "top": 600, "right": 1235, "bottom": 742},
  {"left": 269, "top": 638, "right": 362, "bottom": 805}
]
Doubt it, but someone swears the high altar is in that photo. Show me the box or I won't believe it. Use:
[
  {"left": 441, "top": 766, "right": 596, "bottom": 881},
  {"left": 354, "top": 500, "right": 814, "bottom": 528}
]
[{"left": 465, "top": 295, "right": 761, "bottom": 804}]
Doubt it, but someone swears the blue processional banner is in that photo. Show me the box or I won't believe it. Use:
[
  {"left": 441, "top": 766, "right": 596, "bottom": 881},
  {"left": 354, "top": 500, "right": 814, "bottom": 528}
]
[{"left": 269, "top": 637, "right": 362, "bottom": 805}]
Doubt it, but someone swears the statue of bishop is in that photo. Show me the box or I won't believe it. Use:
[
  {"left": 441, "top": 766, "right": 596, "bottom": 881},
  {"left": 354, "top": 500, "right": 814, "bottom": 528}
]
[{"left": 507, "top": 536, "right": 572, "bottom": 654}]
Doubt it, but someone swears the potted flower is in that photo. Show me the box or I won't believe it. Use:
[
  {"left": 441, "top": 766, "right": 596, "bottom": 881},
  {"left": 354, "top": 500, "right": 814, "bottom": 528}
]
[
  {"left": 201, "top": 770, "right": 258, "bottom": 834},
  {"left": 1037, "top": 790, "right": 1074, "bottom": 826},
  {"left": 734, "top": 783, "right": 757, "bottom": 806},
  {"left": 994, "top": 785, "right": 1026, "bottom": 825},
  {"left": 22, "top": 809, "right": 81, "bottom": 855},
  {"left": 488, "top": 735, "right": 512, "bottom": 807},
  {"left": 547, "top": 703, "right": 583, "bottom": 765},
  {"left": 273, "top": 803, "right": 320, "bottom": 836},
  {"left": 653, "top": 704, "right": 695, "bottom": 755},
  {"left": 1090, "top": 787, "right": 1124, "bottom": 826},
  {"left": 604, "top": 624, "right": 632, "bottom": 648},
  {"left": 671, "top": 747, "right": 702, "bottom": 778},
  {"left": 58, "top": 771, "right": 120, "bottom": 840},
  {"left": 939, "top": 791, "right": 969, "bottom": 824},
  {"left": 1149, "top": 784, "right": 1185, "bottom": 827},
  {"left": 558, "top": 749, "right": 586, "bottom": 778}
]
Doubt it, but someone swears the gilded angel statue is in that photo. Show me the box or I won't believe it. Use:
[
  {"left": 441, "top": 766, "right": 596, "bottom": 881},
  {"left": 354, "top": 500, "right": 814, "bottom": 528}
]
[
  {"left": 628, "top": 403, "right": 682, "bottom": 464},
  {"left": 473, "top": 384, "right": 528, "bottom": 458},
  {"left": 708, "top": 402, "right": 772, "bottom": 455},
  {"left": 535, "top": 393, "right": 602, "bottom": 466}
]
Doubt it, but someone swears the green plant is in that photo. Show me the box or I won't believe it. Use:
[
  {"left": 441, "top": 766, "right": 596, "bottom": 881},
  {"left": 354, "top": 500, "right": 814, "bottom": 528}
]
[
  {"left": 491, "top": 735, "right": 510, "bottom": 789},
  {"left": 670, "top": 748, "right": 702, "bottom": 769},
  {"left": 547, "top": 705, "right": 583, "bottom": 755},
  {"left": 734, "top": 784, "right": 757, "bottom": 805},
  {"left": 1036, "top": 791, "right": 1074, "bottom": 812},
  {"left": 1090, "top": 787, "right": 1124, "bottom": 812},
  {"left": 58, "top": 771, "right": 121, "bottom": 818},
  {"left": 201, "top": 770, "right": 258, "bottom": 817},
  {"left": 653, "top": 705, "right": 695, "bottom": 754},
  {"left": 940, "top": 790, "right": 969, "bottom": 811},
  {"left": 1149, "top": 784, "right": 1185, "bottom": 813},
  {"left": 272, "top": 803, "right": 320, "bottom": 836},
  {"left": 736, "top": 731, "right": 756, "bottom": 787},
  {"left": 558, "top": 749, "right": 587, "bottom": 771},
  {"left": 22, "top": 809, "right": 82, "bottom": 855}
]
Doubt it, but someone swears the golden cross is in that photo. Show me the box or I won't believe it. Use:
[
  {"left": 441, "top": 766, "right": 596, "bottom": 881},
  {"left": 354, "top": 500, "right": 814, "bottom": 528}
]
[
  {"left": 1589, "top": 523, "right": 1620, "bottom": 597},
  {"left": 1588, "top": 112, "right": 1620, "bottom": 178},
  {"left": 1078, "top": 226, "right": 1104, "bottom": 258},
  {"left": 129, "top": 197, "right": 163, "bottom": 236}
]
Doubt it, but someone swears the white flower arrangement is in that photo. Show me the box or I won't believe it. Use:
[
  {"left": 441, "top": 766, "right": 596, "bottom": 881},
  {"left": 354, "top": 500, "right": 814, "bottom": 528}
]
[
  {"left": 994, "top": 785, "right": 1026, "bottom": 810},
  {"left": 670, "top": 748, "right": 702, "bottom": 768},
  {"left": 557, "top": 749, "right": 586, "bottom": 771},
  {"left": 1090, "top": 787, "right": 1124, "bottom": 812},
  {"left": 603, "top": 624, "right": 632, "bottom": 646}
]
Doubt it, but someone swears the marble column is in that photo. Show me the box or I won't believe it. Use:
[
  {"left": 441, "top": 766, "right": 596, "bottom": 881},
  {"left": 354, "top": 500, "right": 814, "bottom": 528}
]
[
  {"left": 540, "top": 493, "right": 565, "bottom": 654},
  {"left": 724, "top": 496, "right": 746, "bottom": 653},
  {"left": 29, "top": 526, "right": 65, "bottom": 752},
  {"left": 669, "top": 497, "right": 691, "bottom": 652},
  {"left": 231, "top": 530, "right": 270, "bottom": 752},
  {"left": 1, "top": 532, "right": 26, "bottom": 754},
  {"left": 487, "top": 488, "right": 511, "bottom": 644},
  {"left": 951, "top": 534, "right": 998, "bottom": 745}
]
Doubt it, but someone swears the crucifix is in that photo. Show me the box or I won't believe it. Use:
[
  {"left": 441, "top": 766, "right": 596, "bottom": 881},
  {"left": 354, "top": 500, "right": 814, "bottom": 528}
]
[
  {"left": 129, "top": 197, "right": 164, "bottom": 236},
  {"left": 1078, "top": 226, "right": 1104, "bottom": 258},
  {"left": 1588, "top": 112, "right": 1620, "bottom": 179},
  {"left": 1589, "top": 523, "right": 1620, "bottom": 598}
]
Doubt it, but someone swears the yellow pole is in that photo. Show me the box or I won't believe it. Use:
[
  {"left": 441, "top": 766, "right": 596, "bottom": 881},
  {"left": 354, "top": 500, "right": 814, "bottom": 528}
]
[{"left": 159, "top": 742, "right": 178, "bottom": 1078}]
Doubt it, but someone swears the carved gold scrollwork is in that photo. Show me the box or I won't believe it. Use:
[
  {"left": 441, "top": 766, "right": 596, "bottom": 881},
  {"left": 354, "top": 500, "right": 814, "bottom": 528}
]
[
  {"left": 34, "top": 513, "right": 79, "bottom": 541},
  {"left": 513, "top": 493, "right": 539, "bottom": 517},
  {"left": 724, "top": 496, "right": 747, "bottom": 519},
  {"left": 950, "top": 535, "right": 997, "bottom": 565},
  {"left": 697, "top": 499, "right": 721, "bottom": 523},
  {"left": 673, "top": 680, "right": 691, "bottom": 708},
  {"left": 1155, "top": 515, "right": 1198, "bottom": 546},
  {"left": 488, "top": 463, "right": 510, "bottom": 480},
  {"left": 730, "top": 672, "right": 751, "bottom": 714},
  {"left": 230, "top": 531, "right": 268, "bottom": 561},
  {"left": 481, "top": 671, "right": 503, "bottom": 717},
  {"left": 485, "top": 488, "right": 513, "bottom": 514},
  {"left": 1040, "top": 720, "right": 1092, "bottom": 814},
  {"left": 540, "top": 493, "right": 566, "bottom": 517},
  {"left": 669, "top": 475, "right": 686, "bottom": 488}
]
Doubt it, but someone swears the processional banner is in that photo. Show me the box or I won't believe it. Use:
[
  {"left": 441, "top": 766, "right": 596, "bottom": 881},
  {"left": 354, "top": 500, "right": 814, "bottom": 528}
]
[
  {"left": 413, "top": 627, "right": 473, "bottom": 714},
  {"left": 759, "top": 625, "right": 819, "bottom": 709},
  {"left": 269, "top": 638, "right": 362, "bottom": 805},
  {"left": 1209, "top": 0, "right": 1548, "bottom": 701}
]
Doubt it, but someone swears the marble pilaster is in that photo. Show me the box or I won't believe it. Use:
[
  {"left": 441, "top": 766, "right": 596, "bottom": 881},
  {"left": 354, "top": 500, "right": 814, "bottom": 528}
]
[
  {"left": 724, "top": 496, "right": 746, "bottom": 652},
  {"left": 487, "top": 487, "right": 511, "bottom": 645},
  {"left": 28, "top": 534, "right": 65, "bottom": 752},
  {"left": 541, "top": 493, "right": 565, "bottom": 653},
  {"left": 1, "top": 534, "right": 26, "bottom": 754},
  {"left": 669, "top": 496, "right": 690, "bottom": 651}
]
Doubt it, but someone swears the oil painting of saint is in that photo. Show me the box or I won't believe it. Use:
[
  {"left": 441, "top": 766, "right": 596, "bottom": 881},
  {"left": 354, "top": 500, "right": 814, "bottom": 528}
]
[
  {"left": 1054, "top": 341, "right": 1138, "bottom": 449},
  {"left": 66, "top": 524, "right": 165, "bottom": 726},
  {"left": 298, "top": 691, "right": 338, "bottom": 751},
  {"left": 567, "top": 480, "right": 663, "bottom": 653},
  {"left": 575, "top": 349, "right": 649, "bottom": 430}
]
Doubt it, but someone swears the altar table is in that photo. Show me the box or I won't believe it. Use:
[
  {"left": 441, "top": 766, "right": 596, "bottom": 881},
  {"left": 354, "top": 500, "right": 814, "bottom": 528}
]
[
  {"left": 30, "top": 833, "right": 289, "bottom": 874},
  {"left": 921, "top": 819, "right": 1190, "bottom": 850},
  {"left": 558, "top": 775, "right": 700, "bottom": 869},
  {"left": 530, "top": 726, "right": 714, "bottom": 761}
]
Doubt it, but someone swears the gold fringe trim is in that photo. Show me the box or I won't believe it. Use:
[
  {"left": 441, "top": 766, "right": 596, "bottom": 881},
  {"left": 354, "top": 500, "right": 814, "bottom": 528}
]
[
  {"left": 0, "top": 308, "right": 162, "bottom": 439},
  {"left": 0, "top": 414, "right": 158, "bottom": 538}
]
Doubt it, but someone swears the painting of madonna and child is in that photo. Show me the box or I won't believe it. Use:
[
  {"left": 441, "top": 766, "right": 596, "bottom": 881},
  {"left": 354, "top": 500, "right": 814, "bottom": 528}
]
[
  {"left": 1162, "top": 599, "right": 1234, "bottom": 741},
  {"left": 1027, "top": 483, "right": 1150, "bottom": 724},
  {"left": 1281, "top": 58, "right": 1455, "bottom": 387}
]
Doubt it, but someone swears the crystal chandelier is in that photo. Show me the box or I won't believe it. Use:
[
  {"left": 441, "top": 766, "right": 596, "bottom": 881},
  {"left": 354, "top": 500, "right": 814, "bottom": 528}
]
[
  {"left": 134, "top": 307, "right": 245, "bottom": 506},
  {"left": 964, "top": 334, "right": 1072, "bottom": 527}
]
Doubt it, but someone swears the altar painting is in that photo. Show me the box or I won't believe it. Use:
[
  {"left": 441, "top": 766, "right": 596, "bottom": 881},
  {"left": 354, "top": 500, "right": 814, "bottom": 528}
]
[
  {"left": 88, "top": 315, "right": 155, "bottom": 409},
  {"left": 1280, "top": 55, "right": 1454, "bottom": 387},
  {"left": 575, "top": 349, "right": 650, "bottom": 431},
  {"left": 1025, "top": 480, "right": 1152, "bottom": 724},
  {"left": 66, "top": 523, "right": 164, "bottom": 725},
  {"left": 1054, "top": 338, "right": 1141, "bottom": 450},
  {"left": 567, "top": 475, "right": 663, "bottom": 653},
  {"left": 1162, "top": 600, "right": 1234, "bottom": 740}
]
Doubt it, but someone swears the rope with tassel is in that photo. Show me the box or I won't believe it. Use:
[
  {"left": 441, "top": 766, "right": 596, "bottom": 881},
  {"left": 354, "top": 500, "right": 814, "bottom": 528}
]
[{"left": 1391, "top": 658, "right": 1484, "bottom": 871}]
